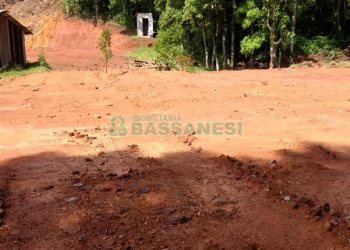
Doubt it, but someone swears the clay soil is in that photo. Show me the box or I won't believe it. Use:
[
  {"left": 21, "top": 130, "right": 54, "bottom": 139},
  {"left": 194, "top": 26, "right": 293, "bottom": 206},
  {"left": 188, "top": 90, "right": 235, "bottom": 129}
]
[
  {"left": 1, "top": 3, "right": 350, "bottom": 248},
  {"left": 0, "top": 66, "right": 350, "bottom": 249}
]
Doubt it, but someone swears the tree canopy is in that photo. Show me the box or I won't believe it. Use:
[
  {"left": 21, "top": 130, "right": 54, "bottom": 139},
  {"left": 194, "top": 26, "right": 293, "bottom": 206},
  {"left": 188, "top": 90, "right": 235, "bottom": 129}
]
[{"left": 63, "top": 0, "right": 350, "bottom": 69}]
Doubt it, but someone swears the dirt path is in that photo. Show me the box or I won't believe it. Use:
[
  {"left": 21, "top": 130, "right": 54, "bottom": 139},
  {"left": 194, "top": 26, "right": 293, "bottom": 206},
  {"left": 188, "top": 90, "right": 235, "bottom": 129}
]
[{"left": 0, "top": 67, "right": 350, "bottom": 249}]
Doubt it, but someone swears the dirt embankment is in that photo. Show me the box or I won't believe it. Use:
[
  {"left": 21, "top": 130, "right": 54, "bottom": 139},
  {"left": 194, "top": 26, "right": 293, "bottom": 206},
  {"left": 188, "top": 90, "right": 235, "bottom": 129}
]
[{"left": 6, "top": 0, "right": 148, "bottom": 70}]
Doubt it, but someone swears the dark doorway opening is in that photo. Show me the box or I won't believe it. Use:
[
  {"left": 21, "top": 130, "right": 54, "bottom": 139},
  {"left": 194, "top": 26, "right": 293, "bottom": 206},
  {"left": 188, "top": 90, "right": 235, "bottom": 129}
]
[
  {"left": 8, "top": 21, "right": 25, "bottom": 66},
  {"left": 142, "top": 18, "right": 149, "bottom": 36}
]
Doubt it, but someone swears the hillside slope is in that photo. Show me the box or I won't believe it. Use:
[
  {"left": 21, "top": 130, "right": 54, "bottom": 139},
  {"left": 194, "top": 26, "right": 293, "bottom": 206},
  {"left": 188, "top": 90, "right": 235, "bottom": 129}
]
[{"left": 6, "top": 0, "right": 142, "bottom": 70}]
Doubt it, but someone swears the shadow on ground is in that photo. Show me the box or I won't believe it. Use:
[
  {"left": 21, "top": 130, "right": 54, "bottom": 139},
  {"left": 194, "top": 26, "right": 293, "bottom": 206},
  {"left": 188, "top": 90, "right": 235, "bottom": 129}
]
[{"left": 0, "top": 142, "right": 349, "bottom": 249}]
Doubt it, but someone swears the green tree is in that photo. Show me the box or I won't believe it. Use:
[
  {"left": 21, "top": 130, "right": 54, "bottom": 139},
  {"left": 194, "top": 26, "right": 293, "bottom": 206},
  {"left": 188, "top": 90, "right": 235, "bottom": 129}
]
[{"left": 99, "top": 29, "right": 113, "bottom": 73}]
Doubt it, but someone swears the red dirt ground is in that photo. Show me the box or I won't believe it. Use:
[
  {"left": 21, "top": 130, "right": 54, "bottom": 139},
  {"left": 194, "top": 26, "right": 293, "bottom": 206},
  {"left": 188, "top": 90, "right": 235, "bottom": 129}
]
[{"left": 0, "top": 67, "right": 350, "bottom": 249}]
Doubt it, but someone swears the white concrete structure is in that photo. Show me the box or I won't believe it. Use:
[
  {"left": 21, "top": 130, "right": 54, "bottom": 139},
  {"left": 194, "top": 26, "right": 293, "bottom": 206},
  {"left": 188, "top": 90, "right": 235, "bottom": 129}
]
[{"left": 137, "top": 13, "right": 154, "bottom": 37}]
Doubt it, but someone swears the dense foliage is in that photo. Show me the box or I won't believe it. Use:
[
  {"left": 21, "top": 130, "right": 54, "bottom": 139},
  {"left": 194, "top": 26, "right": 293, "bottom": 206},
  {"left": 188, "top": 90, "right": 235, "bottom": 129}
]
[{"left": 63, "top": 0, "right": 350, "bottom": 69}]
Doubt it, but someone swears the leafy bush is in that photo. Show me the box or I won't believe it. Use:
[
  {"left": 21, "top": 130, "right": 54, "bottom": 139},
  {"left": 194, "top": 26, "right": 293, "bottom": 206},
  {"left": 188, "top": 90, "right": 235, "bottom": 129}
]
[
  {"left": 296, "top": 36, "right": 339, "bottom": 58},
  {"left": 111, "top": 12, "right": 134, "bottom": 30},
  {"left": 38, "top": 53, "right": 49, "bottom": 67},
  {"left": 240, "top": 31, "right": 266, "bottom": 57},
  {"left": 155, "top": 24, "right": 184, "bottom": 68}
]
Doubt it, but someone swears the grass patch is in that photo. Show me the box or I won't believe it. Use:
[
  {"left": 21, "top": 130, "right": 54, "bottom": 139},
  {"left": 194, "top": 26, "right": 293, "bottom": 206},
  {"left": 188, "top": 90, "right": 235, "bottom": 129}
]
[
  {"left": 128, "top": 46, "right": 158, "bottom": 62},
  {"left": 185, "top": 65, "right": 207, "bottom": 72},
  {"left": 0, "top": 62, "right": 50, "bottom": 79}
]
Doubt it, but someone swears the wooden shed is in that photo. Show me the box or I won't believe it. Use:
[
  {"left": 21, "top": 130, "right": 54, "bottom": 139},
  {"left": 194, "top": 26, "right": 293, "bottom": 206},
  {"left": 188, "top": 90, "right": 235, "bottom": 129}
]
[{"left": 0, "top": 10, "right": 32, "bottom": 69}]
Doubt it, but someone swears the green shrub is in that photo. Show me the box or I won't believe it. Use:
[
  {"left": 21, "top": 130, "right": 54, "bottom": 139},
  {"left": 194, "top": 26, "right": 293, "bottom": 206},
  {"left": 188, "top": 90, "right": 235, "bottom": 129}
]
[
  {"left": 38, "top": 53, "right": 49, "bottom": 67},
  {"left": 295, "top": 36, "right": 339, "bottom": 58},
  {"left": 111, "top": 12, "right": 134, "bottom": 30},
  {"left": 155, "top": 24, "right": 185, "bottom": 68}
]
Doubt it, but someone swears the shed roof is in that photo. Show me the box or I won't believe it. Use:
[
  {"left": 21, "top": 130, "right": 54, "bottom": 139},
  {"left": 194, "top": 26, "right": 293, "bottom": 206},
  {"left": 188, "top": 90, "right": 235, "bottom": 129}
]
[{"left": 0, "top": 10, "right": 32, "bottom": 35}]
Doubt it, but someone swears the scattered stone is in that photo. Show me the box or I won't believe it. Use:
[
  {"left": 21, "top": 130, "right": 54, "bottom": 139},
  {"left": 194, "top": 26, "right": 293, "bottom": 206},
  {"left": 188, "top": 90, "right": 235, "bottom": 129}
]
[
  {"left": 68, "top": 132, "right": 75, "bottom": 136},
  {"left": 73, "top": 182, "right": 84, "bottom": 188},
  {"left": 297, "top": 196, "right": 315, "bottom": 208},
  {"left": 323, "top": 221, "right": 333, "bottom": 231},
  {"left": 85, "top": 158, "right": 93, "bottom": 162},
  {"left": 324, "top": 218, "right": 340, "bottom": 231},
  {"left": 291, "top": 201, "right": 300, "bottom": 209},
  {"left": 98, "top": 151, "right": 105, "bottom": 156},
  {"left": 169, "top": 215, "right": 192, "bottom": 225},
  {"left": 32, "top": 87, "right": 40, "bottom": 92},
  {"left": 323, "top": 203, "right": 330, "bottom": 212},
  {"left": 283, "top": 195, "right": 291, "bottom": 202},
  {"left": 211, "top": 208, "right": 234, "bottom": 219},
  {"left": 128, "top": 144, "right": 138, "bottom": 149},
  {"left": 196, "top": 146, "right": 203, "bottom": 153},
  {"left": 75, "top": 134, "right": 86, "bottom": 139},
  {"left": 212, "top": 197, "right": 236, "bottom": 207},
  {"left": 40, "top": 185, "right": 54, "bottom": 191},
  {"left": 308, "top": 205, "right": 323, "bottom": 217},
  {"left": 98, "top": 185, "right": 112, "bottom": 192},
  {"left": 106, "top": 172, "right": 118, "bottom": 178},
  {"left": 138, "top": 188, "right": 150, "bottom": 194},
  {"left": 66, "top": 197, "right": 80, "bottom": 203},
  {"left": 94, "top": 114, "right": 102, "bottom": 119},
  {"left": 80, "top": 185, "right": 91, "bottom": 191},
  {"left": 72, "top": 170, "right": 80, "bottom": 175}
]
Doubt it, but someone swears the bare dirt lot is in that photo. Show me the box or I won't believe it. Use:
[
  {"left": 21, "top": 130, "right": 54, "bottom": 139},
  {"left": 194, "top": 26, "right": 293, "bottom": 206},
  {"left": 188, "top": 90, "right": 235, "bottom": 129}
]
[{"left": 0, "top": 67, "right": 350, "bottom": 249}]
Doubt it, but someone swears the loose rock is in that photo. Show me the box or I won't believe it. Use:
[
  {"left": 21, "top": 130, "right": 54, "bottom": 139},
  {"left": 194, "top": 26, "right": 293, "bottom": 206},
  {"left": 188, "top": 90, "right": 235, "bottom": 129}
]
[
  {"left": 66, "top": 197, "right": 80, "bottom": 203},
  {"left": 169, "top": 215, "right": 192, "bottom": 225}
]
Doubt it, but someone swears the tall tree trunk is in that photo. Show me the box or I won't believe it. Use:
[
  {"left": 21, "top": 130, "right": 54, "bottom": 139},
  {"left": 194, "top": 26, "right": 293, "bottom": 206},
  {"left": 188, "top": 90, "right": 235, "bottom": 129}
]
[
  {"left": 222, "top": 24, "right": 227, "bottom": 69},
  {"left": 94, "top": 0, "right": 99, "bottom": 20},
  {"left": 269, "top": 33, "right": 276, "bottom": 69},
  {"left": 343, "top": 0, "right": 347, "bottom": 34},
  {"left": 278, "top": 46, "right": 282, "bottom": 68},
  {"left": 290, "top": 0, "right": 297, "bottom": 65},
  {"left": 202, "top": 27, "right": 209, "bottom": 68},
  {"left": 230, "top": 0, "right": 237, "bottom": 69},
  {"left": 249, "top": 54, "right": 253, "bottom": 68},
  {"left": 335, "top": 0, "right": 343, "bottom": 38},
  {"left": 211, "top": 37, "right": 216, "bottom": 70},
  {"left": 222, "top": 2, "right": 227, "bottom": 70},
  {"left": 215, "top": 20, "right": 220, "bottom": 71}
]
